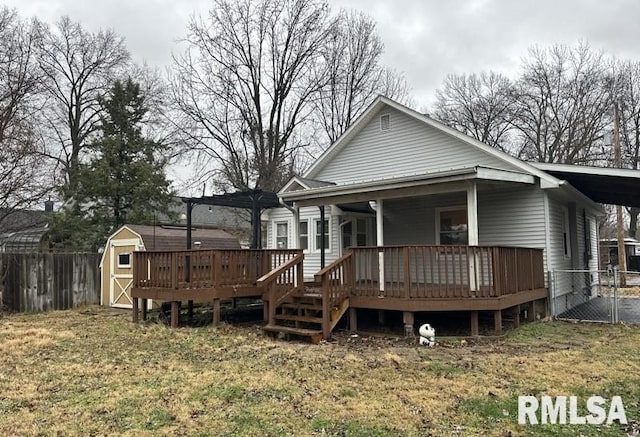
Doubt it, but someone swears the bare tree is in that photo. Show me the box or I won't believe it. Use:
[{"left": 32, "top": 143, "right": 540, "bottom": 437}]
[
  {"left": 432, "top": 71, "right": 516, "bottom": 153},
  {"left": 512, "top": 43, "right": 611, "bottom": 164},
  {"left": 616, "top": 61, "right": 640, "bottom": 237},
  {"left": 170, "top": 0, "right": 333, "bottom": 192},
  {"left": 35, "top": 16, "right": 129, "bottom": 194},
  {"left": 314, "top": 10, "right": 410, "bottom": 144},
  {"left": 0, "top": 8, "right": 50, "bottom": 225}
]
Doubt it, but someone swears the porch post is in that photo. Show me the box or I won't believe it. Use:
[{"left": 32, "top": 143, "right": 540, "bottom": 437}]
[
  {"left": 292, "top": 203, "right": 300, "bottom": 250},
  {"left": 466, "top": 182, "right": 478, "bottom": 246},
  {"left": 467, "top": 182, "right": 479, "bottom": 291},
  {"left": 376, "top": 199, "right": 385, "bottom": 293},
  {"left": 319, "top": 205, "right": 326, "bottom": 269}
]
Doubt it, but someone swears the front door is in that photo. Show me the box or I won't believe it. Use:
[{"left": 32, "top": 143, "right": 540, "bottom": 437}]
[{"left": 109, "top": 239, "right": 141, "bottom": 308}]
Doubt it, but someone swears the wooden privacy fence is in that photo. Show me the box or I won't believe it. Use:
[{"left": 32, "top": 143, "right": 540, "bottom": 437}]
[{"left": 0, "top": 253, "right": 101, "bottom": 312}]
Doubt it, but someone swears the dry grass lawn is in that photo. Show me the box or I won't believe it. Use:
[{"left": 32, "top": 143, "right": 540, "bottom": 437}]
[{"left": 0, "top": 306, "right": 639, "bottom": 436}]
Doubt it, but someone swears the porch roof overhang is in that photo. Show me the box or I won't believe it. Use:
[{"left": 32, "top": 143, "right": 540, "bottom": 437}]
[
  {"left": 532, "top": 163, "right": 640, "bottom": 208},
  {"left": 280, "top": 166, "right": 535, "bottom": 207}
]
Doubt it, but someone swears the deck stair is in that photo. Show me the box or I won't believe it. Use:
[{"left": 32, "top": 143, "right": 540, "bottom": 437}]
[{"left": 263, "top": 286, "right": 349, "bottom": 344}]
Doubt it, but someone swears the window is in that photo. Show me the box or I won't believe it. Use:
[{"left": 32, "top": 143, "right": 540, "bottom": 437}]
[
  {"left": 275, "top": 222, "right": 288, "bottom": 249},
  {"left": 299, "top": 220, "right": 309, "bottom": 250},
  {"left": 561, "top": 207, "right": 571, "bottom": 258},
  {"left": 356, "top": 218, "right": 368, "bottom": 246},
  {"left": 437, "top": 208, "right": 468, "bottom": 245},
  {"left": 118, "top": 253, "right": 131, "bottom": 268},
  {"left": 315, "top": 218, "right": 330, "bottom": 251},
  {"left": 342, "top": 220, "right": 353, "bottom": 251},
  {"left": 380, "top": 113, "right": 390, "bottom": 131},
  {"left": 585, "top": 217, "right": 592, "bottom": 259}
]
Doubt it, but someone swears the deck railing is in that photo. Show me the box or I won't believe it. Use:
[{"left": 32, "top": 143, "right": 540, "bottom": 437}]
[
  {"left": 257, "top": 253, "right": 304, "bottom": 326},
  {"left": 349, "top": 245, "right": 544, "bottom": 299},
  {"left": 133, "top": 249, "right": 302, "bottom": 290},
  {"left": 314, "top": 252, "right": 354, "bottom": 337}
]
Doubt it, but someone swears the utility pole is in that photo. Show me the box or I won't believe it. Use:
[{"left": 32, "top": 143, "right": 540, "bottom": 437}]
[{"left": 614, "top": 101, "right": 627, "bottom": 286}]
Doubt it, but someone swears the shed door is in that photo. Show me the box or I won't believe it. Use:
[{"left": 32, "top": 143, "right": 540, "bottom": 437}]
[{"left": 109, "top": 239, "right": 142, "bottom": 308}]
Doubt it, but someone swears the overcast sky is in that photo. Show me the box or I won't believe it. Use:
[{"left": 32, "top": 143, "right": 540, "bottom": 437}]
[
  {"left": 6, "top": 0, "right": 640, "bottom": 109},
  {"left": 5, "top": 0, "right": 640, "bottom": 193}
]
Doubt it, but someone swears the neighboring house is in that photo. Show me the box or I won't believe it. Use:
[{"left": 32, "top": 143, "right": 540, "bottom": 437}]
[
  {"left": 160, "top": 198, "right": 253, "bottom": 248},
  {"left": 0, "top": 201, "right": 54, "bottom": 253},
  {"left": 100, "top": 224, "right": 241, "bottom": 308},
  {"left": 262, "top": 96, "right": 640, "bottom": 334},
  {"left": 600, "top": 237, "right": 640, "bottom": 271}
]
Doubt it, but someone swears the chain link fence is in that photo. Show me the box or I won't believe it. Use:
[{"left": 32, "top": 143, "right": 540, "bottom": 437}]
[{"left": 550, "top": 268, "right": 640, "bottom": 324}]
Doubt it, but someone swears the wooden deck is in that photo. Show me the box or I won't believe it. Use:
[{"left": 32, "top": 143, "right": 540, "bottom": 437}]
[{"left": 131, "top": 245, "right": 547, "bottom": 338}]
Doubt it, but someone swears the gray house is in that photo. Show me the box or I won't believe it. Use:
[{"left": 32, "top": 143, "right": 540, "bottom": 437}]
[
  {"left": 267, "top": 96, "right": 602, "bottom": 278},
  {"left": 262, "top": 96, "right": 636, "bottom": 335}
]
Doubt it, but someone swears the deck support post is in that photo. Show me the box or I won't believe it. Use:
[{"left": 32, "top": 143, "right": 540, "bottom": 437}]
[
  {"left": 470, "top": 311, "right": 479, "bottom": 336},
  {"left": 377, "top": 309, "right": 385, "bottom": 325},
  {"left": 349, "top": 307, "right": 358, "bottom": 332},
  {"left": 171, "top": 301, "right": 179, "bottom": 328},
  {"left": 188, "top": 300, "right": 194, "bottom": 321},
  {"left": 132, "top": 297, "right": 139, "bottom": 323},
  {"left": 403, "top": 311, "right": 414, "bottom": 337},
  {"left": 263, "top": 299, "right": 269, "bottom": 322},
  {"left": 527, "top": 300, "right": 536, "bottom": 322},
  {"left": 141, "top": 299, "right": 147, "bottom": 321},
  {"left": 376, "top": 199, "right": 385, "bottom": 295},
  {"left": 212, "top": 299, "right": 221, "bottom": 326},
  {"left": 513, "top": 304, "right": 521, "bottom": 328},
  {"left": 493, "top": 309, "right": 502, "bottom": 335}
]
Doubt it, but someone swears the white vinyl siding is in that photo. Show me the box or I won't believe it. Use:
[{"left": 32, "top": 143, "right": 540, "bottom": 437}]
[
  {"left": 313, "top": 106, "right": 521, "bottom": 184},
  {"left": 266, "top": 206, "right": 340, "bottom": 278}
]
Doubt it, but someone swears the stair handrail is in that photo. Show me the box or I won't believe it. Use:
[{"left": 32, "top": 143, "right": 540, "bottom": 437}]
[
  {"left": 315, "top": 251, "right": 354, "bottom": 338},
  {"left": 257, "top": 253, "right": 304, "bottom": 326}
]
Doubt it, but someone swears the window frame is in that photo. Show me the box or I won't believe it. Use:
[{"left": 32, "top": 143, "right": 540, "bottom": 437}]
[
  {"left": 435, "top": 206, "right": 469, "bottom": 245},
  {"left": 117, "top": 252, "right": 132, "bottom": 268},
  {"left": 561, "top": 206, "right": 571, "bottom": 259},
  {"left": 299, "top": 219, "right": 309, "bottom": 251},
  {"left": 274, "top": 221, "right": 289, "bottom": 249},
  {"left": 313, "top": 217, "right": 331, "bottom": 252}
]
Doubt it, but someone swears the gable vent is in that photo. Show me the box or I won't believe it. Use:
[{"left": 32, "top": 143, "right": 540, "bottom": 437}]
[{"left": 380, "top": 113, "right": 390, "bottom": 131}]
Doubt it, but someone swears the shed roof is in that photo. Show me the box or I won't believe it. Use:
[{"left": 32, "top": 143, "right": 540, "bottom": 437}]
[{"left": 126, "top": 225, "right": 241, "bottom": 251}]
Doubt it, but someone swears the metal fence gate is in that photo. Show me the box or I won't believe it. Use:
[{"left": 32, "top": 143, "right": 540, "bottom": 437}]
[{"left": 550, "top": 269, "right": 640, "bottom": 324}]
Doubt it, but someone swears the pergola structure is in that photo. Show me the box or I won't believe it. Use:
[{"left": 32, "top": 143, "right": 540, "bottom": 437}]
[{"left": 181, "top": 189, "right": 281, "bottom": 249}]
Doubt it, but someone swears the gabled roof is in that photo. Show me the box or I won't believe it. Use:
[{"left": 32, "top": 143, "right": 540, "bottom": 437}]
[
  {"left": 302, "top": 96, "right": 561, "bottom": 189},
  {"left": 126, "top": 225, "right": 241, "bottom": 251},
  {"left": 280, "top": 175, "right": 336, "bottom": 193}
]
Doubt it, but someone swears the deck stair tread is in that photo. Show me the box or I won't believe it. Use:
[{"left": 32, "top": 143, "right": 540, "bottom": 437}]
[
  {"left": 274, "top": 314, "right": 323, "bottom": 323},
  {"left": 280, "top": 302, "right": 322, "bottom": 311},
  {"left": 263, "top": 325, "right": 323, "bottom": 336}
]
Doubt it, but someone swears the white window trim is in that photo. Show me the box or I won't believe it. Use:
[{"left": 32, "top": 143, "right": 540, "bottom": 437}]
[
  {"left": 299, "top": 219, "right": 310, "bottom": 253},
  {"left": 274, "top": 220, "right": 290, "bottom": 249},
  {"left": 117, "top": 252, "right": 132, "bottom": 268},
  {"left": 435, "top": 206, "right": 468, "bottom": 245},
  {"left": 312, "top": 217, "right": 331, "bottom": 252},
  {"left": 561, "top": 206, "right": 571, "bottom": 259},
  {"left": 380, "top": 113, "right": 391, "bottom": 131}
]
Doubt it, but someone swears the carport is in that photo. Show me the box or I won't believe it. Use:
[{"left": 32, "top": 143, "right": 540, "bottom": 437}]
[{"left": 534, "top": 163, "right": 640, "bottom": 324}]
